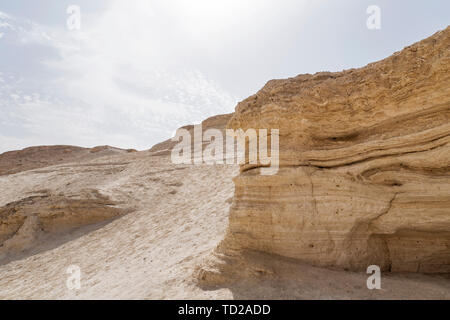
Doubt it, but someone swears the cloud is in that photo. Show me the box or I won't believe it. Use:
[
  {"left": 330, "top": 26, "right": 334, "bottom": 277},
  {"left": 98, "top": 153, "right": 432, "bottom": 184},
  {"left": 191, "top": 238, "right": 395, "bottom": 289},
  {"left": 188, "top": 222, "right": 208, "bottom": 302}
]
[{"left": 0, "top": 2, "right": 239, "bottom": 152}]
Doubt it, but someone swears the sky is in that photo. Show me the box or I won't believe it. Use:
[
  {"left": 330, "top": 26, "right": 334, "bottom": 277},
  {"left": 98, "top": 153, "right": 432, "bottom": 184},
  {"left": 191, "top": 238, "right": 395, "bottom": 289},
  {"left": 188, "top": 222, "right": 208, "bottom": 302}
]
[{"left": 0, "top": 0, "right": 449, "bottom": 152}]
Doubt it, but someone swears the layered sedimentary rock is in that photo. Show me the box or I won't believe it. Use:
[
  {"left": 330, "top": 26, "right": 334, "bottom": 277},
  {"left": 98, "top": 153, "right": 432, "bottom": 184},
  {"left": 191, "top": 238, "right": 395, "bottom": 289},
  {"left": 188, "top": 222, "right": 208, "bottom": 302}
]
[
  {"left": 217, "top": 27, "right": 450, "bottom": 273},
  {"left": 0, "top": 189, "right": 127, "bottom": 260}
]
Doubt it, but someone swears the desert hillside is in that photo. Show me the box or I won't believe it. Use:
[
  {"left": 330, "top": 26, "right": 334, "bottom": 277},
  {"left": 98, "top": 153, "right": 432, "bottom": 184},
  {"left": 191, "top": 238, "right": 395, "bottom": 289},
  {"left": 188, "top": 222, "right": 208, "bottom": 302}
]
[
  {"left": 0, "top": 145, "right": 136, "bottom": 176},
  {"left": 0, "top": 28, "right": 449, "bottom": 299}
]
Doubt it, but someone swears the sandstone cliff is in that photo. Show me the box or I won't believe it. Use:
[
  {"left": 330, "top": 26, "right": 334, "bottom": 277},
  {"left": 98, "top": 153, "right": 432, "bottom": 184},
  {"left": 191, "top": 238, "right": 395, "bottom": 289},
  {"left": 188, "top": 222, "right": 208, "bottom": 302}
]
[
  {"left": 0, "top": 145, "right": 136, "bottom": 176},
  {"left": 212, "top": 27, "right": 450, "bottom": 274}
]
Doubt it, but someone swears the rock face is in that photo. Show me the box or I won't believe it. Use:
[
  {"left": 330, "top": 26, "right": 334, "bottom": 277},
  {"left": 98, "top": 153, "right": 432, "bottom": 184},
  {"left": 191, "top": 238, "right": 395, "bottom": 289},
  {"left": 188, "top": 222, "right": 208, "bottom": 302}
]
[{"left": 218, "top": 27, "right": 450, "bottom": 273}]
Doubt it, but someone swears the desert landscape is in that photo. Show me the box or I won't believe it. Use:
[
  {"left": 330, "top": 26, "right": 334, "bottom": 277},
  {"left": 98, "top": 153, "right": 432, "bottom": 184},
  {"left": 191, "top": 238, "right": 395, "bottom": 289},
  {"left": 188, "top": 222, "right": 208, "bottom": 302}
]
[{"left": 0, "top": 26, "right": 449, "bottom": 300}]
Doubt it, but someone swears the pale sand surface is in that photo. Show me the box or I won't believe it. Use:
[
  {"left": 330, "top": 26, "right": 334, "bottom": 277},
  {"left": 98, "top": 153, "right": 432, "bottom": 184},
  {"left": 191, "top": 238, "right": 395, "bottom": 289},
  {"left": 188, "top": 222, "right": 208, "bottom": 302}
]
[{"left": 0, "top": 151, "right": 449, "bottom": 299}]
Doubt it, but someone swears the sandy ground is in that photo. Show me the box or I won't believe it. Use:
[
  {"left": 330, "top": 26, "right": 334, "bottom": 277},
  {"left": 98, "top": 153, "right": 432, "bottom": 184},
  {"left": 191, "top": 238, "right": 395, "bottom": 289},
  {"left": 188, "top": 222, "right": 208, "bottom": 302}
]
[{"left": 0, "top": 151, "right": 449, "bottom": 299}]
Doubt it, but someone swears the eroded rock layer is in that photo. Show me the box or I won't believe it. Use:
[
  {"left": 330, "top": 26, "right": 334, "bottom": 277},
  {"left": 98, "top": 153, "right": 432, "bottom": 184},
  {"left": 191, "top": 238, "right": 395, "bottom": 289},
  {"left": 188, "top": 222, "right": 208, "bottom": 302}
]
[
  {"left": 218, "top": 27, "right": 450, "bottom": 273},
  {"left": 0, "top": 189, "right": 127, "bottom": 260}
]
